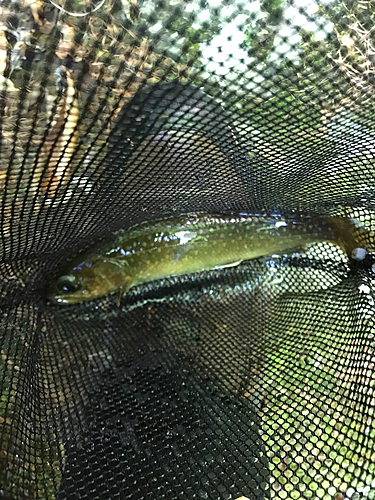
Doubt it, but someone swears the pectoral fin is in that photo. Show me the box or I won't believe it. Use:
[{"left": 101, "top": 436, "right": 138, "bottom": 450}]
[
  {"left": 116, "top": 289, "right": 123, "bottom": 307},
  {"left": 115, "top": 279, "right": 133, "bottom": 307}
]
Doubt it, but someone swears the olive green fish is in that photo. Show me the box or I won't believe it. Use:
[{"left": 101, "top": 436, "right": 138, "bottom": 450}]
[{"left": 47, "top": 213, "right": 368, "bottom": 305}]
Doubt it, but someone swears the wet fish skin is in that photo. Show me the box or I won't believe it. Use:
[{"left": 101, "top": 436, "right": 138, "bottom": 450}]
[{"left": 47, "top": 213, "right": 365, "bottom": 305}]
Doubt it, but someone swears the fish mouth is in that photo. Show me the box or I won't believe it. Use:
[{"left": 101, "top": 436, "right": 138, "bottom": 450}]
[
  {"left": 46, "top": 285, "right": 82, "bottom": 305},
  {"left": 46, "top": 283, "right": 102, "bottom": 304},
  {"left": 47, "top": 295, "right": 73, "bottom": 305},
  {"left": 46, "top": 290, "right": 73, "bottom": 305}
]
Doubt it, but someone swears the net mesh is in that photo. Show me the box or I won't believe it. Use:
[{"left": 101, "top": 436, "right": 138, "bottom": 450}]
[{"left": 0, "top": 0, "right": 375, "bottom": 499}]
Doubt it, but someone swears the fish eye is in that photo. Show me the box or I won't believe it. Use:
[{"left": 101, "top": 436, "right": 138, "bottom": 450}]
[{"left": 57, "top": 275, "right": 80, "bottom": 294}]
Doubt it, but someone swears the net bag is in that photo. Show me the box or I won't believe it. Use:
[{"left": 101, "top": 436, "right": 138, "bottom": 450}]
[{"left": 0, "top": 0, "right": 374, "bottom": 499}]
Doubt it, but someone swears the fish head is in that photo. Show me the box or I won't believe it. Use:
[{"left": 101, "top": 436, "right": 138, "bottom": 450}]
[
  {"left": 47, "top": 259, "right": 119, "bottom": 304},
  {"left": 47, "top": 272, "right": 85, "bottom": 304}
]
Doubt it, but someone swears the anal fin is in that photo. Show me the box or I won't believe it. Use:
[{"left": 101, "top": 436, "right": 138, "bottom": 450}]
[{"left": 216, "top": 260, "right": 242, "bottom": 270}]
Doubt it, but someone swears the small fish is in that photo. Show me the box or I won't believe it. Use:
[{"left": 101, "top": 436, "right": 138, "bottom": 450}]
[{"left": 47, "top": 213, "right": 370, "bottom": 305}]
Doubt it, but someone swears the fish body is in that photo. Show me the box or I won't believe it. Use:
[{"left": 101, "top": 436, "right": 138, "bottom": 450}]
[{"left": 47, "top": 213, "right": 366, "bottom": 304}]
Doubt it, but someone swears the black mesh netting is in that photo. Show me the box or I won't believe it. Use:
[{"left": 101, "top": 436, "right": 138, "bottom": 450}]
[{"left": 1, "top": 0, "right": 375, "bottom": 499}]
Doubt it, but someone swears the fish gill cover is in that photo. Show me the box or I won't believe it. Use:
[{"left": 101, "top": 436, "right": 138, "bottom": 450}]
[{"left": 0, "top": 0, "right": 375, "bottom": 499}]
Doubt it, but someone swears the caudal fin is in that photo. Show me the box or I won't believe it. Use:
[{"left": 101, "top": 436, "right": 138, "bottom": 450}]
[{"left": 327, "top": 216, "right": 374, "bottom": 260}]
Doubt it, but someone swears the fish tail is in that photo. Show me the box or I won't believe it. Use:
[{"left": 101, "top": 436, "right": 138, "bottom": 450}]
[{"left": 325, "top": 216, "right": 374, "bottom": 259}]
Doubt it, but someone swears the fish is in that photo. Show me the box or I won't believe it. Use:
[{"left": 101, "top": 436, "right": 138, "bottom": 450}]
[{"left": 47, "top": 213, "right": 370, "bottom": 305}]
